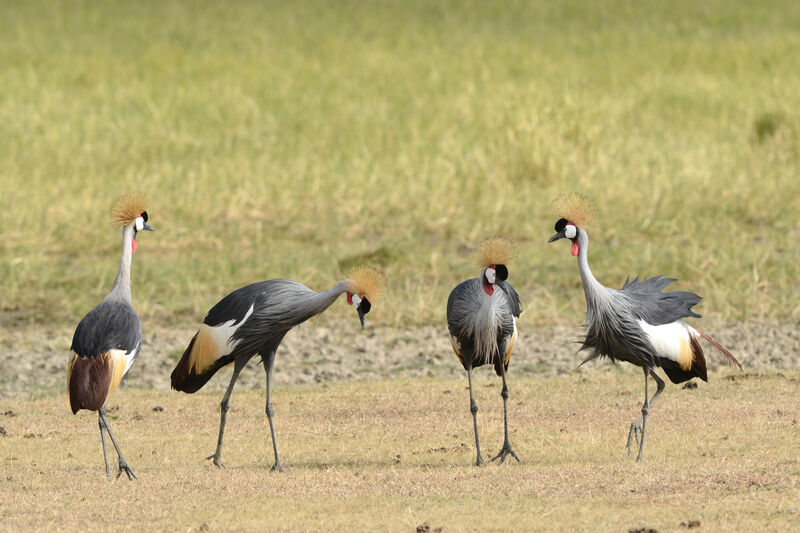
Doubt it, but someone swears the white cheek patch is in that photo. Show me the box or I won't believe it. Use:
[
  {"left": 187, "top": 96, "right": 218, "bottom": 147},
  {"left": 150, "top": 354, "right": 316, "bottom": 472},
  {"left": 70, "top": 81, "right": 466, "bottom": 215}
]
[
  {"left": 565, "top": 224, "right": 577, "bottom": 239},
  {"left": 351, "top": 294, "right": 362, "bottom": 307},
  {"left": 485, "top": 268, "right": 496, "bottom": 284},
  {"left": 135, "top": 217, "right": 144, "bottom": 231}
]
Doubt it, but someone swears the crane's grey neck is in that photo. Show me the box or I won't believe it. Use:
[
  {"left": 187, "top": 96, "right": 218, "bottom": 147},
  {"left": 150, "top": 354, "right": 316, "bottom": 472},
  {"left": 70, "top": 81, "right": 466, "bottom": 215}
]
[
  {"left": 302, "top": 280, "right": 352, "bottom": 318},
  {"left": 576, "top": 229, "right": 606, "bottom": 308},
  {"left": 108, "top": 225, "right": 134, "bottom": 303}
]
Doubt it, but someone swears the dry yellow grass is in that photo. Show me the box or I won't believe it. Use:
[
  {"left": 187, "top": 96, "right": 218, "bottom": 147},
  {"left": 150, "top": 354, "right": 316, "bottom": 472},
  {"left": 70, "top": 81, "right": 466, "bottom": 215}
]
[{"left": 1, "top": 372, "right": 798, "bottom": 531}]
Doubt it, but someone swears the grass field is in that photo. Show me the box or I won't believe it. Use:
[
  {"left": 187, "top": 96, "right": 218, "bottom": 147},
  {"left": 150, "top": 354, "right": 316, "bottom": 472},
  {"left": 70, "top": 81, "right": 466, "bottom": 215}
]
[
  {"left": 1, "top": 0, "right": 799, "bottom": 331},
  {"left": 1, "top": 371, "right": 799, "bottom": 531}
]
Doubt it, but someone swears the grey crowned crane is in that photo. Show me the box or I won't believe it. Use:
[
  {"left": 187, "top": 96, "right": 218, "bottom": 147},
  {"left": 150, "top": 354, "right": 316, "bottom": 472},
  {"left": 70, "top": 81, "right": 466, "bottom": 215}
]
[
  {"left": 67, "top": 194, "right": 154, "bottom": 479},
  {"left": 171, "top": 266, "right": 384, "bottom": 471},
  {"left": 547, "top": 193, "right": 741, "bottom": 461},
  {"left": 447, "top": 237, "right": 522, "bottom": 466}
]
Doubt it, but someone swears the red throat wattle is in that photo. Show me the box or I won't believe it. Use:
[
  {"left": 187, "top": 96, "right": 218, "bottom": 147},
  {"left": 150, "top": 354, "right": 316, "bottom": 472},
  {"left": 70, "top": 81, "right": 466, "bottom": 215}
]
[
  {"left": 131, "top": 238, "right": 137, "bottom": 254},
  {"left": 571, "top": 240, "right": 579, "bottom": 257},
  {"left": 346, "top": 292, "right": 353, "bottom": 305},
  {"left": 483, "top": 283, "right": 494, "bottom": 296}
]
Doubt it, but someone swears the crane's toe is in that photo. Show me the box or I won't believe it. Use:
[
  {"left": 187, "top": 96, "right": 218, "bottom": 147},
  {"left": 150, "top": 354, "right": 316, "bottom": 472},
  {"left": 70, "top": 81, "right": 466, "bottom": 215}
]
[
  {"left": 205, "top": 454, "right": 225, "bottom": 468},
  {"left": 116, "top": 460, "right": 137, "bottom": 481},
  {"left": 270, "top": 461, "right": 284, "bottom": 473},
  {"left": 626, "top": 417, "right": 643, "bottom": 456},
  {"left": 490, "top": 441, "right": 520, "bottom": 464}
]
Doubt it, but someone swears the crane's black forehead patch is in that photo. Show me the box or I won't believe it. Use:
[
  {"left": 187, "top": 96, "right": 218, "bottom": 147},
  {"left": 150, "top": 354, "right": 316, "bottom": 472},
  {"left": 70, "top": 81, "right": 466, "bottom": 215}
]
[
  {"left": 495, "top": 264, "right": 508, "bottom": 281},
  {"left": 359, "top": 297, "right": 371, "bottom": 314},
  {"left": 140, "top": 211, "right": 148, "bottom": 222},
  {"left": 555, "top": 218, "right": 568, "bottom": 232}
]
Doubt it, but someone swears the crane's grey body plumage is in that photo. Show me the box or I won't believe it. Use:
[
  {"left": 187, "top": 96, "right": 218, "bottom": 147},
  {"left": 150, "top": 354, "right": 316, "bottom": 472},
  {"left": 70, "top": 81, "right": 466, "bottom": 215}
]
[
  {"left": 447, "top": 271, "right": 521, "bottom": 466},
  {"left": 171, "top": 278, "right": 362, "bottom": 471},
  {"left": 71, "top": 299, "right": 142, "bottom": 363},
  {"left": 447, "top": 278, "right": 519, "bottom": 374},
  {"left": 573, "top": 230, "right": 704, "bottom": 378}
]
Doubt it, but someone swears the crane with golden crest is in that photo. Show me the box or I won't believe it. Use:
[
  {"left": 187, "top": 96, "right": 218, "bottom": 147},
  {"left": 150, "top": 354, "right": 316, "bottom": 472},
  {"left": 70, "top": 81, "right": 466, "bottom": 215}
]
[
  {"left": 171, "top": 266, "right": 384, "bottom": 471},
  {"left": 547, "top": 193, "right": 741, "bottom": 461},
  {"left": 68, "top": 193, "right": 155, "bottom": 479},
  {"left": 447, "top": 237, "right": 522, "bottom": 466}
]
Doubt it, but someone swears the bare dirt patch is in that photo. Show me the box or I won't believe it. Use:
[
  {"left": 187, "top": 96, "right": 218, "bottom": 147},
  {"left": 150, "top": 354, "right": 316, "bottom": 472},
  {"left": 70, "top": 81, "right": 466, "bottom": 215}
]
[{"left": 0, "top": 321, "right": 797, "bottom": 398}]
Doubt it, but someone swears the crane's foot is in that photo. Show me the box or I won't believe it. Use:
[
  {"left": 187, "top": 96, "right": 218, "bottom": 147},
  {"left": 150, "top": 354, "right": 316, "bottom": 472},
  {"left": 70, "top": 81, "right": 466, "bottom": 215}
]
[
  {"left": 205, "top": 453, "right": 225, "bottom": 468},
  {"left": 626, "top": 417, "right": 643, "bottom": 458},
  {"left": 490, "top": 441, "right": 520, "bottom": 464},
  {"left": 116, "top": 459, "right": 137, "bottom": 480},
  {"left": 475, "top": 453, "right": 485, "bottom": 467},
  {"left": 270, "top": 461, "right": 284, "bottom": 473}
]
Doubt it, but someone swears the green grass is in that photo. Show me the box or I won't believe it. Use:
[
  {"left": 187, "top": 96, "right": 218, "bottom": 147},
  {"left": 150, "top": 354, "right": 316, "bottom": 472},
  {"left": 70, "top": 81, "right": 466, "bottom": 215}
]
[
  {"left": 1, "top": 372, "right": 799, "bottom": 531},
  {"left": 1, "top": 0, "right": 799, "bottom": 331}
]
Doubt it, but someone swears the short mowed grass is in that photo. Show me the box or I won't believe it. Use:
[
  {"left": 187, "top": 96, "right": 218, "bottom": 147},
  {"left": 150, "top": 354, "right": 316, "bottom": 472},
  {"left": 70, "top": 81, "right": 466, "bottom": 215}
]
[
  {"left": 1, "top": 371, "right": 799, "bottom": 531},
  {"left": 1, "top": 0, "right": 799, "bottom": 332}
]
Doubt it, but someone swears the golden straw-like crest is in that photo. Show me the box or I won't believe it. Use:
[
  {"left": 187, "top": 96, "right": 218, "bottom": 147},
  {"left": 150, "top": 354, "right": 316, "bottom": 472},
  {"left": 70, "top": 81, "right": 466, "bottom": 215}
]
[
  {"left": 347, "top": 266, "right": 384, "bottom": 301},
  {"left": 111, "top": 193, "right": 148, "bottom": 228},
  {"left": 475, "top": 236, "right": 514, "bottom": 268},
  {"left": 551, "top": 193, "right": 595, "bottom": 229}
]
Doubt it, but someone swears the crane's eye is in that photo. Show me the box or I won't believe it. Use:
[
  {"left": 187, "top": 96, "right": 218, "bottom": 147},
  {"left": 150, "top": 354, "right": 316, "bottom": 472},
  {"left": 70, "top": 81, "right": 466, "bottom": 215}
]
[
  {"left": 555, "top": 218, "right": 568, "bottom": 232},
  {"left": 140, "top": 211, "right": 148, "bottom": 223},
  {"left": 135, "top": 216, "right": 144, "bottom": 231},
  {"left": 350, "top": 293, "right": 362, "bottom": 307},
  {"left": 359, "top": 297, "right": 371, "bottom": 314},
  {"left": 564, "top": 224, "right": 577, "bottom": 239}
]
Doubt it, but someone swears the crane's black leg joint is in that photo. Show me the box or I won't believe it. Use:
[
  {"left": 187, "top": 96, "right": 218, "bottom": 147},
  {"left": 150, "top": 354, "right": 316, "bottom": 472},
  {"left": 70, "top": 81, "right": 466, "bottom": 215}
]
[
  {"left": 501, "top": 386, "right": 509, "bottom": 400},
  {"left": 470, "top": 399, "right": 478, "bottom": 415}
]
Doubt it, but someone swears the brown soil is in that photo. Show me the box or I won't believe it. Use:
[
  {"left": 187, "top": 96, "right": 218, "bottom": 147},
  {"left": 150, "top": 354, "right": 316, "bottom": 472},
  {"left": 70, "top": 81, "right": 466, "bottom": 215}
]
[{"left": 1, "top": 321, "right": 797, "bottom": 397}]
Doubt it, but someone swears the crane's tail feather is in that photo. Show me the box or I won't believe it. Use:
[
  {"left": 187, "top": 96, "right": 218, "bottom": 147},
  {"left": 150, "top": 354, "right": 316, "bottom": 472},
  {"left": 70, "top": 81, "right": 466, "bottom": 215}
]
[{"left": 695, "top": 328, "right": 742, "bottom": 370}]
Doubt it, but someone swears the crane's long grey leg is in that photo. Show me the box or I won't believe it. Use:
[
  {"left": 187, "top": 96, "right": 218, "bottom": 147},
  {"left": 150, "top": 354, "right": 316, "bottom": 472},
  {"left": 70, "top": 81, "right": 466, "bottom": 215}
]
[
  {"left": 467, "top": 367, "right": 484, "bottom": 467},
  {"left": 262, "top": 350, "right": 283, "bottom": 472},
  {"left": 98, "top": 411, "right": 110, "bottom": 477},
  {"left": 490, "top": 362, "right": 520, "bottom": 464},
  {"left": 625, "top": 368, "right": 666, "bottom": 461},
  {"left": 206, "top": 357, "right": 247, "bottom": 468},
  {"left": 98, "top": 407, "right": 137, "bottom": 480}
]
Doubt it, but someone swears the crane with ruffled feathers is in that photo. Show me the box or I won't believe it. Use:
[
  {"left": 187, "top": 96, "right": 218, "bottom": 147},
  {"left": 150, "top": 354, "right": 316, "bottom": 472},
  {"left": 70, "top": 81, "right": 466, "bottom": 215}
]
[
  {"left": 547, "top": 194, "right": 741, "bottom": 461},
  {"left": 68, "top": 193, "right": 155, "bottom": 479},
  {"left": 171, "top": 266, "right": 384, "bottom": 471},
  {"left": 447, "top": 237, "right": 522, "bottom": 466}
]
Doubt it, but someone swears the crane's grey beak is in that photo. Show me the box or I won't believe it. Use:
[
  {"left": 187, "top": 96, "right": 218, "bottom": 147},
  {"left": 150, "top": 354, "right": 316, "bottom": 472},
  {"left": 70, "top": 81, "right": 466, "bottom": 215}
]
[
  {"left": 548, "top": 230, "right": 565, "bottom": 243},
  {"left": 143, "top": 223, "right": 155, "bottom": 232},
  {"left": 357, "top": 306, "right": 366, "bottom": 330}
]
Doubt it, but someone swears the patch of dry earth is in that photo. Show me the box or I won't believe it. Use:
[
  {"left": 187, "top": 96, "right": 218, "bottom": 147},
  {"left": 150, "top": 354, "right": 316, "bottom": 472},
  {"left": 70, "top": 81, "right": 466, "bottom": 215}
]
[{"left": 0, "top": 321, "right": 797, "bottom": 397}]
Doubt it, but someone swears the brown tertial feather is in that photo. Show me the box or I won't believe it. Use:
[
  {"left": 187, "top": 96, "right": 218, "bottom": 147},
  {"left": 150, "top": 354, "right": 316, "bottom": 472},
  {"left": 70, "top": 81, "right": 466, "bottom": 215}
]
[
  {"left": 68, "top": 352, "right": 113, "bottom": 414},
  {"left": 347, "top": 266, "right": 384, "bottom": 301},
  {"left": 111, "top": 193, "right": 148, "bottom": 228},
  {"left": 551, "top": 193, "right": 596, "bottom": 229},
  {"left": 171, "top": 332, "right": 198, "bottom": 392},
  {"left": 696, "top": 329, "right": 742, "bottom": 370},
  {"left": 475, "top": 237, "right": 514, "bottom": 269},
  {"left": 171, "top": 332, "right": 232, "bottom": 393},
  {"left": 689, "top": 335, "right": 708, "bottom": 381}
]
